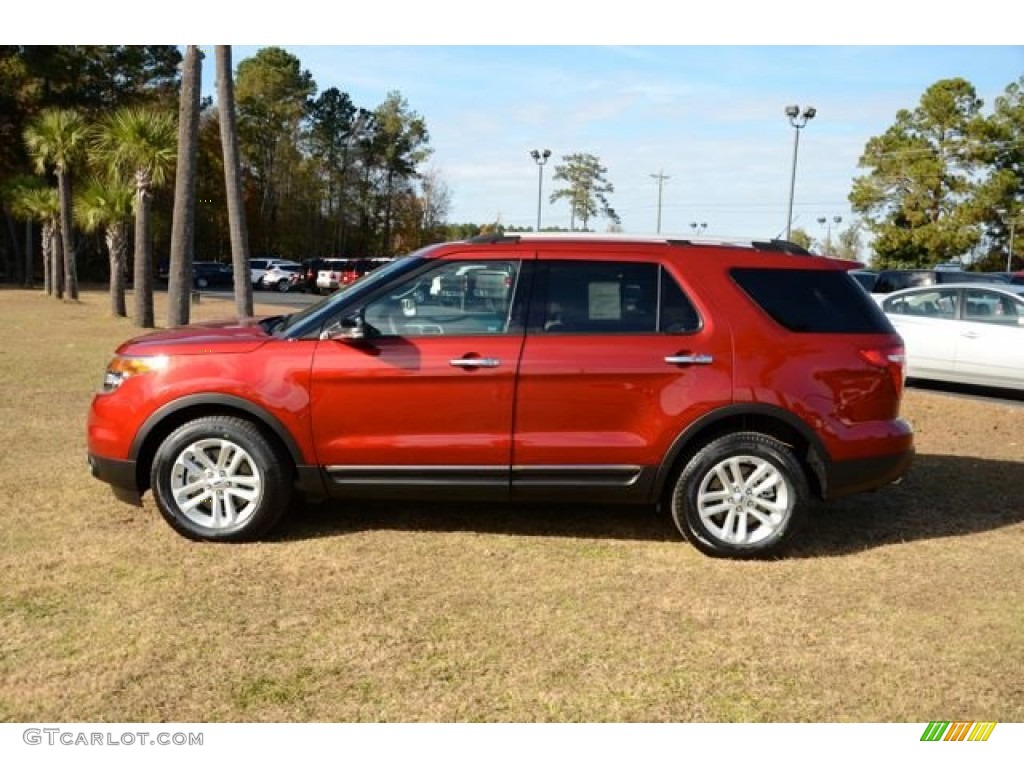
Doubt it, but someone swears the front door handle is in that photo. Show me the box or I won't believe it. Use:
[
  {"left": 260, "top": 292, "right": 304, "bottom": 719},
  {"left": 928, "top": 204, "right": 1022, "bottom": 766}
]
[
  {"left": 450, "top": 357, "right": 501, "bottom": 368},
  {"left": 665, "top": 354, "right": 713, "bottom": 365}
]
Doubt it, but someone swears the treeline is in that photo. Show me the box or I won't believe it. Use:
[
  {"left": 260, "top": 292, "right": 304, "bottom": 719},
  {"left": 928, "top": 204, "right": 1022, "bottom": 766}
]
[
  {"left": 850, "top": 77, "right": 1023, "bottom": 270},
  {"left": 0, "top": 45, "right": 456, "bottom": 289}
]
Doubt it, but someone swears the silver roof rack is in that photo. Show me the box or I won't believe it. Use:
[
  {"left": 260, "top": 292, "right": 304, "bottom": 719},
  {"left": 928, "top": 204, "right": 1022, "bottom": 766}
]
[{"left": 467, "top": 231, "right": 815, "bottom": 255}]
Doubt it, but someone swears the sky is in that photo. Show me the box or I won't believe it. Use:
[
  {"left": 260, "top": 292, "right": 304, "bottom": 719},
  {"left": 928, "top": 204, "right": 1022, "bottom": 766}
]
[
  {"left": 25, "top": 3, "right": 1024, "bottom": 245},
  {"left": 195, "top": 44, "right": 1021, "bottom": 242}
]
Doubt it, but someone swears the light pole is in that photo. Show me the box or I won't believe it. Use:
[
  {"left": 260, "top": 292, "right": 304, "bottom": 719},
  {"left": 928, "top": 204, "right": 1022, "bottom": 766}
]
[
  {"left": 1010, "top": 218, "right": 1017, "bottom": 272},
  {"left": 784, "top": 104, "right": 816, "bottom": 242},
  {"left": 530, "top": 149, "right": 551, "bottom": 232},
  {"left": 816, "top": 214, "right": 842, "bottom": 255},
  {"left": 651, "top": 171, "right": 670, "bottom": 234}
]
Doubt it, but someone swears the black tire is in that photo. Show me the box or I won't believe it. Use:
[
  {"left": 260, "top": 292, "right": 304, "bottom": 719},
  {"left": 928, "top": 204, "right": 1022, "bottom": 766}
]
[
  {"left": 150, "top": 415, "right": 293, "bottom": 542},
  {"left": 276, "top": 279, "right": 289, "bottom": 293},
  {"left": 669, "top": 432, "right": 809, "bottom": 559},
  {"left": 197, "top": 277, "right": 209, "bottom": 289}
]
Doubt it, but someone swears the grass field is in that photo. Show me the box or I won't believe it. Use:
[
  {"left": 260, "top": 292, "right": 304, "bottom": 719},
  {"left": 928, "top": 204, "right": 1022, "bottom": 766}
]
[{"left": 1, "top": 286, "right": 1022, "bottom": 722}]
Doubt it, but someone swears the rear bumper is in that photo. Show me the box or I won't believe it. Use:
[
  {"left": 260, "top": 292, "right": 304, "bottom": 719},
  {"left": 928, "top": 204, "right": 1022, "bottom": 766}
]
[
  {"left": 823, "top": 447, "right": 915, "bottom": 499},
  {"left": 88, "top": 453, "right": 142, "bottom": 506}
]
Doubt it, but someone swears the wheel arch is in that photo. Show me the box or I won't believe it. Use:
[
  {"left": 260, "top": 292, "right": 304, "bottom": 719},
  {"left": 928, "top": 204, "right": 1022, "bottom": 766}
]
[
  {"left": 129, "top": 394, "right": 308, "bottom": 495},
  {"left": 654, "top": 404, "right": 829, "bottom": 502}
]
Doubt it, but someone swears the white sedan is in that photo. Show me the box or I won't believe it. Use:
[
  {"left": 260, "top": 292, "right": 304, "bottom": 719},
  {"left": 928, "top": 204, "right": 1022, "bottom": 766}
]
[{"left": 879, "top": 282, "right": 1024, "bottom": 391}]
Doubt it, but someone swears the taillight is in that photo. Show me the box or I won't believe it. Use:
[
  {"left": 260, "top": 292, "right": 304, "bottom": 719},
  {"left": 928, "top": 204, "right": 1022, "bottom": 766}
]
[{"left": 859, "top": 344, "right": 906, "bottom": 396}]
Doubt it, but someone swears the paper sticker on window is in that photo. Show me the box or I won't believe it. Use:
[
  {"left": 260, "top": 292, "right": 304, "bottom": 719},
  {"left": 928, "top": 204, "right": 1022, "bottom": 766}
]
[{"left": 588, "top": 282, "right": 621, "bottom": 320}]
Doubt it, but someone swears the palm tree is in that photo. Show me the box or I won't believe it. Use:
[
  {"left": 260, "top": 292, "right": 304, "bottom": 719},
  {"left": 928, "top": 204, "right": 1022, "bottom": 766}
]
[
  {"left": 75, "top": 178, "right": 134, "bottom": 317},
  {"left": 216, "top": 45, "right": 253, "bottom": 319},
  {"left": 167, "top": 45, "right": 202, "bottom": 327},
  {"left": 93, "top": 108, "right": 177, "bottom": 328},
  {"left": 23, "top": 108, "right": 89, "bottom": 300},
  {"left": 8, "top": 182, "right": 59, "bottom": 295}
]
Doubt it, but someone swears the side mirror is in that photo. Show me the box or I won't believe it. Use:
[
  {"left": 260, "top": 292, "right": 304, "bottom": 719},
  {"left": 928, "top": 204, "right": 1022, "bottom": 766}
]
[{"left": 320, "top": 314, "right": 367, "bottom": 341}]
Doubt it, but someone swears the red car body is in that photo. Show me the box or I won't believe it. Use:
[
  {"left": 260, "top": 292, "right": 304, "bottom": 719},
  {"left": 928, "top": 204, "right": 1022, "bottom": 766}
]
[{"left": 88, "top": 235, "right": 913, "bottom": 557}]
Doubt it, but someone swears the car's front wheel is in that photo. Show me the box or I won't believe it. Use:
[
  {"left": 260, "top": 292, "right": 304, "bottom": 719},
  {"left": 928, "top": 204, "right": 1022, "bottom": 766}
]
[
  {"left": 669, "top": 432, "right": 809, "bottom": 558},
  {"left": 150, "top": 416, "right": 292, "bottom": 542}
]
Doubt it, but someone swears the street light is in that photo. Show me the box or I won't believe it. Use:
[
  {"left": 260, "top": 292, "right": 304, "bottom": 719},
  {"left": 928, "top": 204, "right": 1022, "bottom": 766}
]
[
  {"left": 999, "top": 208, "right": 1018, "bottom": 272},
  {"left": 816, "top": 214, "right": 842, "bottom": 255},
  {"left": 530, "top": 149, "right": 551, "bottom": 232},
  {"left": 784, "top": 104, "right": 816, "bottom": 242}
]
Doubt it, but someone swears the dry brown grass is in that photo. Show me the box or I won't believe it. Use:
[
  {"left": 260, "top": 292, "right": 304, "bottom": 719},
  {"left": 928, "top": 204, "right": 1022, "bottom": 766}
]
[{"left": 0, "top": 286, "right": 1022, "bottom": 722}]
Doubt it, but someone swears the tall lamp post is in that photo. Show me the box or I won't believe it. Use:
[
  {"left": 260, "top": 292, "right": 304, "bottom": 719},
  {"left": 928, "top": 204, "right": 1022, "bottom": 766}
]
[
  {"left": 816, "top": 214, "right": 842, "bottom": 255},
  {"left": 530, "top": 149, "right": 551, "bottom": 232},
  {"left": 784, "top": 104, "right": 816, "bottom": 242}
]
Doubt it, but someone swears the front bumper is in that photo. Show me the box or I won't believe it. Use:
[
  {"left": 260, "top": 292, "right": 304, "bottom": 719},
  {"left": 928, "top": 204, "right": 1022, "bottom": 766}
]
[{"left": 88, "top": 453, "right": 143, "bottom": 506}]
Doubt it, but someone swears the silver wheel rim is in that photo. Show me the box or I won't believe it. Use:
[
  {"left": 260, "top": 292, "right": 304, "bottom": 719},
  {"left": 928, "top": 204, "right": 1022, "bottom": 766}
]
[
  {"left": 170, "top": 438, "right": 263, "bottom": 530},
  {"left": 696, "top": 454, "right": 791, "bottom": 547}
]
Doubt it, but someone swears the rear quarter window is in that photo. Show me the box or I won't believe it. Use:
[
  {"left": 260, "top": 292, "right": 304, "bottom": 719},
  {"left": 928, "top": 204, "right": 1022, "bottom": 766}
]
[{"left": 731, "top": 268, "right": 894, "bottom": 333}]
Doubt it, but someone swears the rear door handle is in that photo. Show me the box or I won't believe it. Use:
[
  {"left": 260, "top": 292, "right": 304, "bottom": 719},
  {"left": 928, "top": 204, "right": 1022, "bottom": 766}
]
[
  {"left": 665, "top": 354, "right": 714, "bottom": 365},
  {"left": 450, "top": 357, "right": 501, "bottom": 368}
]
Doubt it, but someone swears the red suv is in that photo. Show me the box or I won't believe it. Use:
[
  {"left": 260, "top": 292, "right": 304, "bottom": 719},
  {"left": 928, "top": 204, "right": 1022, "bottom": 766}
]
[{"left": 88, "top": 235, "right": 914, "bottom": 558}]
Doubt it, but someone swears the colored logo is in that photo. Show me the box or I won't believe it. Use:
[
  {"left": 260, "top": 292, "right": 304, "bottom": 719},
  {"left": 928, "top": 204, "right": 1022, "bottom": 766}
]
[{"left": 921, "top": 721, "right": 996, "bottom": 742}]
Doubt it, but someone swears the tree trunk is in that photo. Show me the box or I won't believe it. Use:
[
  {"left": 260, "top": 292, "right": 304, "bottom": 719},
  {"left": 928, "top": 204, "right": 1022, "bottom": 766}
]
[
  {"left": 216, "top": 45, "right": 253, "bottom": 319},
  {"left": 108, "top": 221, "right": 127, "bottom": 317},
  {"left": 133, "top": 183, "right": 154, "bottom": 328},
  {"left": 52, "top": 223, "right": 64, "bottom": 299},
  {"left": 57, "top": 169, "right": 78, "bottom": 300},
  {"left": 42, "top": 221, "right": 52, "bottom": 295},
  {"left": 168, "top": 45, "right": 202, "bottom": 327},
  {"left": 2, "top": 203, "right": 23, "bottom": 285}
]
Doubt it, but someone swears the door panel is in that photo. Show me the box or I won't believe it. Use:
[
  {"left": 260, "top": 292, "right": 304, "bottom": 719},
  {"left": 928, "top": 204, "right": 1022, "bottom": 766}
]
[
  {"left": 882, "top": 288, "right": 958, "bottom": 380},
  {"left": 309, "top": 255, "right": 528, "bottom": 494},
  {"left": 955, "top": 289, "right": 1024, "bottom": 388},
  {"left": 512, "top": 258, "right": 733, "bottom": 496}
]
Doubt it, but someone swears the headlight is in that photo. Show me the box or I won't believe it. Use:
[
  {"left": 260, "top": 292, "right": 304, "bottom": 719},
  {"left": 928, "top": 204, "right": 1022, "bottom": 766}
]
[{"left": 101, "top": 355, "right": 169, "bottom": 393}]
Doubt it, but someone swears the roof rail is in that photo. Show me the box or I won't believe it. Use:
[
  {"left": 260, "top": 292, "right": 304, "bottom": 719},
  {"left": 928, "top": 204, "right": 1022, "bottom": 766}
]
[{"left": 465, "top": 231, "right": 817, "bottom": 255}]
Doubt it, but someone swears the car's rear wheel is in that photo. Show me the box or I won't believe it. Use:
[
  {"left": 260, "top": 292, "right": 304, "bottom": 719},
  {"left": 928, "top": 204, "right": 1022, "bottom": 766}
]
[
  {"left": 276, "top": 279, "right": 289, "bottom": 292},
  {"left": 670, "top": 432, "right": 809, "bottom": 558},
  {"left": 150, "top": 416, "right": 292, "bottom": 542}
]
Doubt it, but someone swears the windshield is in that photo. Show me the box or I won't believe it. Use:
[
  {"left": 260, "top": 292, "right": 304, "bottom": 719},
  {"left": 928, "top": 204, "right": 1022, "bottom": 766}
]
[{"left": 274, "top": 252, "right": 427, "bottom": 337}]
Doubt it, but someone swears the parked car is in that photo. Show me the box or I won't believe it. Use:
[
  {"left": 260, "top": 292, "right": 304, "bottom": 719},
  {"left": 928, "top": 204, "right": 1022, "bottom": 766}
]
[
  {"left": 191, "top": 261, "right": 233, "bottom": 290},
  {"left": 993, "top": 271, "right": 1024, "bottom": 285},
  {"left": 88, "top": 233, "right": 914, "bottom": 558},
  {"left": 260, "top": 263, "right": 302, "bottom": 292},
  {"left": 871, "top": 268, "right": 1010, "bottom": 295},
  {"left": 292, "top": 258, "right": 329, "bottom": 294},
  {"left": 250, "top": 258, "right": 300, "bottom": 289},
  {"left": 315, "top": 258, "right": 390, "bottom": 294},
  {"left": 879, "top": 282, "right": 1024, "bottom": 391}
]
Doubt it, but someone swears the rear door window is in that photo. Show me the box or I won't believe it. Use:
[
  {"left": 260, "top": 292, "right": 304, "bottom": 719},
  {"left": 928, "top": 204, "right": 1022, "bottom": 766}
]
[{"left": 530, "top": 261, "right": 700, "bottom": 334}]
